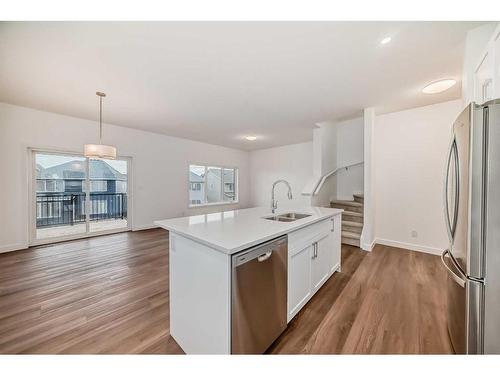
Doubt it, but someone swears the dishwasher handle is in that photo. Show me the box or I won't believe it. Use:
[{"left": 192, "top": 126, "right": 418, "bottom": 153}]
[
  {"left": 257, "top": 251, "right": 272, "bottom": 262},
  {"left": 232, "top": 235, "right": 287, "bottom": 267}
]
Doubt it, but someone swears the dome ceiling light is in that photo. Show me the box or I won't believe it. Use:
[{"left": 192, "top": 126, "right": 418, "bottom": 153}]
[{"left": 422, "top": 79, "right": 457, "bottom": 94}]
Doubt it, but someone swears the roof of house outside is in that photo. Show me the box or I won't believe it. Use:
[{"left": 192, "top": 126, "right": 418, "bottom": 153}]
[
  {"left": 189, "top": 168, "right": 235, "bottom": 183},
  {"left": 36, "top": 160, "right": 127, "bottom": 181},
  {"left": 189, "top": 171, "right": 204, "bottom": 182},
  {"left": 207, "top": 168, "right": 234, "bottom": 181}
]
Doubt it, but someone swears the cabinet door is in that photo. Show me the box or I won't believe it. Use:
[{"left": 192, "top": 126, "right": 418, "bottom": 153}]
[
  {"left": 474, "top": 51, "right": 493, "bottom": 104},
  {"left": 288, "top": 243, "right": 313, "bottom": 321},
  {"left": 311, "top": 234, "right": 331, "bottom": 293},
  {"left": 330, "top": 216, "right": 341, "bottom": 273},
  {"left": 494, "top": 28, "right": 500, "bottom": 99}
]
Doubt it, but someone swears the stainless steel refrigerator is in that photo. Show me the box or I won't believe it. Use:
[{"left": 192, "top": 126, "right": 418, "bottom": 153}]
[{"left": 441, "top": 99, "right": 500, "bottom": 354}]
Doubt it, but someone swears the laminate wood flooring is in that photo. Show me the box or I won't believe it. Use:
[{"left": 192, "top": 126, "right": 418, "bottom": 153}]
[
  {"left": 0, "top": 229, "right": 452, "bottom": 354},
  {"left": 268, "top": 243, "right": 453, "bottom": 354}
]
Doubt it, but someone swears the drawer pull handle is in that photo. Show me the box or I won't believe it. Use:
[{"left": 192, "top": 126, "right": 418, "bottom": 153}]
[{"left": 311, "top": 242, "right": 318, "bottom": 259}]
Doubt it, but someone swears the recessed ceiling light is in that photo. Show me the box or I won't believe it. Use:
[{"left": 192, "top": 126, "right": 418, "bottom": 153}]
[
  {"left": 380, "top": 36, "right": 392, "bottom": 45},
  {"left": 422, "top": 79, "right": 457, "bottom": 94},
  {"left": 245, "top": 136, "right": 257, "bottom": 141}
]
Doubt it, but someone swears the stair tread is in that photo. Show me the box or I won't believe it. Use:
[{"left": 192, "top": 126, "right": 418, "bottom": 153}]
[
  {"left": 342, "top": 211, "right": 363, "bottom": 217},
  {"left": 342, "top": 220, "right": 363, "bottom": 227},
  {"left": 342, "top": 230, "right": 361, "bottom": 239},
  {"left": 342, "top": 238, "right": 361, "bottom": 247},
  {"left": 331, "top": 200, "right": 363, "bottom": 207}
]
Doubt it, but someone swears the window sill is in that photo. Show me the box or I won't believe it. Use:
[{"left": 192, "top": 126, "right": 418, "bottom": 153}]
[{"left": 188, "top": 201, "right": 239, "bottom": 209}]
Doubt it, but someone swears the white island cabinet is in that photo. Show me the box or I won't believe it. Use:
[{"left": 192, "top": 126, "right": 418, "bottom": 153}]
[
  {"left": 155, "top": 206, "right": 342, "bottom": 354},
  {"left": 287, "top": 215, "right": 341, "bottom": 321}
]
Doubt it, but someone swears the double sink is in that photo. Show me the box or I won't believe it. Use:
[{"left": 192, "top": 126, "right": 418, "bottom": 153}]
[{"left": 263, "top": 212, "right": 311, "bottom": 222}]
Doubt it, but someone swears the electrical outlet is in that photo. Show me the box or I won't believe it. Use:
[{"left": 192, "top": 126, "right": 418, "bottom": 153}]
[{"left": 411, "top": 230, "right": 418, "bottom": 238}]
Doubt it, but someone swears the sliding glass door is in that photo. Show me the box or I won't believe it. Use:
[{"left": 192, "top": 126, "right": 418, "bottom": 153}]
[
  {"left": 32, "top": 150, "right": 130, "bottom": 244},
  {"left": 88, "top": 158, "right": 128, "bottom": 233},
  {"left": 34, "top": 153, "right": 88, "bottom": 241}
]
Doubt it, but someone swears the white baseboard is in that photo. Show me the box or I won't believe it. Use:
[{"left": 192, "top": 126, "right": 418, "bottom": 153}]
[
  {"left": 374, "top": 238, "right": 443, "bottom": 256},
  {"left": 0, "top": 242, "right": 29, "bottom": 254},
  {"left": 361, "top": 240, "right": 375, "bottom": 252},
  {"left": 132, "top": 223, "right": 160, "bottom": 231}
]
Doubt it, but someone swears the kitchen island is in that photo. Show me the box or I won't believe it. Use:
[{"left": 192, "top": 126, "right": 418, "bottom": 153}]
[{"left": 155, "top": 206, "right": 343, "bottom": 354}]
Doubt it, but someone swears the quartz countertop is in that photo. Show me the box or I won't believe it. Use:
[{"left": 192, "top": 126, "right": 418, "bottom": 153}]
[{"left": 154, "top": 206, "right": 343, "bottom": 254}]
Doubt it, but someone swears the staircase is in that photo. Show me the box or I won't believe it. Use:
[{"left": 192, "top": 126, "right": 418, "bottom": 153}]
[{"left": 330, "top": 193, "right": 364, "bottom": 247}]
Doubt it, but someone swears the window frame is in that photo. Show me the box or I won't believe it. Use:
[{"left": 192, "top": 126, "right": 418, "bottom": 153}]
[{"left": 187, "top": 163, "right": 239, "bottom": 208}]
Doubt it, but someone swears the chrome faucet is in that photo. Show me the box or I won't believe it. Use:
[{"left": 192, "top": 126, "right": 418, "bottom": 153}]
[{"left": 271, "top": 179, "right": 293, "bottom": 214}]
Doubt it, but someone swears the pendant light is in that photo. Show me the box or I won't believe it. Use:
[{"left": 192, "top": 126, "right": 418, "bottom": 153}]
[{"left": 84, "top": 92, "right": 117, "bottom": 159}]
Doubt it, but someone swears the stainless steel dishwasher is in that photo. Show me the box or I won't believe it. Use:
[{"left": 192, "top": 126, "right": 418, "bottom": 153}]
[{"left": 231, "top": 235, "right": 288, "bottom": 354}]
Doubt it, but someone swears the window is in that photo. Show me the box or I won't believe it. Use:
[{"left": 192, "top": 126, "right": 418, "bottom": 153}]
[
  {"left": 36, "top": 179, "right": 64, "bottom": 192},
  {"left": 115, "top": 180, "right": 127, "bottom": 193},
  {"left": 188, "top": 164, "right": 238, "bottom": 206},
  {"left": 190, "top": 182, "right": 201, "bottom": 191},
  {"left": 223, "top": 169, "right": 236, "bottom": 202},
  {"left": 90, "top": 180, "right": 108, "bottom": 192}
]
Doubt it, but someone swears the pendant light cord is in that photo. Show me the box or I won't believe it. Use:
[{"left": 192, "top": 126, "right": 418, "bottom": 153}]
[{"left": 85, "top": 91, "right": 115, "bottom": 159}]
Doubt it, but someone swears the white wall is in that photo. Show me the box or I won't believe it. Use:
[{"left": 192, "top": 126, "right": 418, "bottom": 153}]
[
  {"left": 336, "top": 116, "right": 364, "bottom": 200},
  {"left": 373, "top": 99, "right": 463, "bottom": 255},
  {"left": 361, "top": 108, "right": 376, "bottom": 250},
  {"left": 308, "top": 118, "right": 364, "bottom": 203},
  {"left": 311, "top": 121, "right": 339, "bottom": 203},
  {"left": 0, "top": 103, "right": 251, "bottom": 252},
  {"left": 314, "top": 121, "right": 338, "bottom": 177},
  {"left": 249, "top": 142, "right": 313, "bottom": 210}
]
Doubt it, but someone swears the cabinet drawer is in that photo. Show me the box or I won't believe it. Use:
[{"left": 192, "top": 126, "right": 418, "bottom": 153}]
[{"left": 288, "top": 217, "right": 334, "bottom": 256}]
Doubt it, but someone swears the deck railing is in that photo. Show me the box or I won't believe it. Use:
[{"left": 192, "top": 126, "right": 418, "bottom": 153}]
[{"left": 36, "top": 192, "right": 127, "bottom": 228}]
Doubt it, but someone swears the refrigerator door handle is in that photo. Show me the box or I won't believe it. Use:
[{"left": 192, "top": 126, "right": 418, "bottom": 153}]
[
  {"left": 443, "top": 138, "right": 460, "bottom": 243},
  {"left": 444, "top": 138, "right": 454, "bottom": 243},
  {"left": 441, "top": 249, "right": 466, "bottom": 288},
  {"left": 451, "top": 140, "right": 460, "bottom": 240}
]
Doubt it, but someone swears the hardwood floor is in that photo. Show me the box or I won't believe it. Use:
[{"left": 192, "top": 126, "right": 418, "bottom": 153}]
[
  {"left": 0, "top": 229, "right": 452, "bottom": 354},
  {"left": 0, "top": 229, "right": 182, "bottom": 354},
  {"left": 268, "top": 243, "right": 453, "bottom": 354}
]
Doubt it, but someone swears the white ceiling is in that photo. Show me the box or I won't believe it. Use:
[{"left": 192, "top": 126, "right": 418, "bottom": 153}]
[{"left": 0, "top": 22, "right": 483, "bottom": 150}]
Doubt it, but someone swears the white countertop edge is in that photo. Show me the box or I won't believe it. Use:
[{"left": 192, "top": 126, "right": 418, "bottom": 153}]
[{"left": 154, "top": 208, "right": 343, "bottom": 255}]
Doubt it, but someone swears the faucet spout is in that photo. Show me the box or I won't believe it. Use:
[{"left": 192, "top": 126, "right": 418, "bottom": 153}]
[{"left": 271, "top": 179, "right": 293, "bottom": 214}]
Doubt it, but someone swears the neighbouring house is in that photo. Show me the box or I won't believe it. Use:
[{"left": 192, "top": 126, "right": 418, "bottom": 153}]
[
  {"left": 36, "top": 159, "right": 127, "bottom": 227},
  {"left": 189, "top": 167, "right": 236, "bottom": 205},
  {"left": 189, "top": 171, "right": 205, "bottom": 205}
]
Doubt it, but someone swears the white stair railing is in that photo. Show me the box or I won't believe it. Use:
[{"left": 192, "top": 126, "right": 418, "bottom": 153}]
[{"left": 301, "top": 161, "right": 364, "bottom": 196}]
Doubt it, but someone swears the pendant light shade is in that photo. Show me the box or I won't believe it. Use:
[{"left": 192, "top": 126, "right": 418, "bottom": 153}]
[
  {"left": 84, "top": 143, "right": 117, "bottom": 159},
  {"left": 84, "top": 92, "right": 117, "bottom": 159}
]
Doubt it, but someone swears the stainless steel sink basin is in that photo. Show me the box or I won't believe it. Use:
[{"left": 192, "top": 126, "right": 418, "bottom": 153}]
[
  {"left": 263, "top": 212, "right": 311, "bottom": 222},
  {"left": 278, "top": 213, "right": 311, "bottom": 220},
  {"left": 264, "top": 216, "right": 295, "bottom": 222}
]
